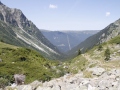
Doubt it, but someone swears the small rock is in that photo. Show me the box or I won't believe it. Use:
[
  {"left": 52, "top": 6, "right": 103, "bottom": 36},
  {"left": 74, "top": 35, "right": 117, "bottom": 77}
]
[
  {"left": 88, "top": 84, "right": 96, "bottom": 90},
  {"left": 36, "top": 86, "right": 51, "bottom": 90},
  {"left": 36, "top": 86, "right": 43, "bottom": 90},
  {"left": 11, "top": 83, "right": 17, "bottom": 88},
  {"left": 80, "top": 80, "right": 89, "bottom": 86},
  {"left": 30, "top": 80, "right": 42, "bottom": 90},
  {"left": 16, "top": 85, "right": 32, "bottom": 90},
  {"left": 112, "top": 81, "right": 118, "bottom": 88}
]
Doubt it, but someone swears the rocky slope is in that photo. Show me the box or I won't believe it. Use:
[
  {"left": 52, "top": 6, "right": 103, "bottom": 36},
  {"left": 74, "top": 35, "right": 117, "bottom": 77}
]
[
  {"left": 0, "top": 1, "right": 65, "bottom": 60},
  {"left": 41, "top": 30, "right": 99, "bottom": 53},
  {"left": 5, "top": 68, "right": 120, "bottom": 90},
  {"left": 4, "top": 34, "right": 120, "bottom": 90},
  {"left": 67, "top": 18, "right": 120, "bottom": 57}
]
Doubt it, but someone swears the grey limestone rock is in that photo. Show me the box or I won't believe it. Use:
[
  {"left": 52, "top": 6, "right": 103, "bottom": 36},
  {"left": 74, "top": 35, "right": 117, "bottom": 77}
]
[{"left": 88, "top": 67, "right": 105, "bottom": 76}]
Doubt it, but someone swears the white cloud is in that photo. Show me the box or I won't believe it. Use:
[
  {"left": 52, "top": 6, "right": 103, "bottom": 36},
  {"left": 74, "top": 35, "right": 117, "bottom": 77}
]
[
  {"left": 49, "top": 4, "right": 57, "bottom": 9},
  {"left": 106, "top": 12, "right": 110, "bottom": 16}
]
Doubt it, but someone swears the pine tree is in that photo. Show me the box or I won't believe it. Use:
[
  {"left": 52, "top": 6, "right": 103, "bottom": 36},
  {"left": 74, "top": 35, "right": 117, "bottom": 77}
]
[
  {"left": 0, "top": 39, "right": 4, "bottom": 42},
  {"left": 98, "top": 45, "right": 103, "bottom": 51},
  {"left": 104, "top": 48, "right": 110, "bottom": 61},
  {"left": 78, "top": 49, "right": 81, "bottom": 55}
]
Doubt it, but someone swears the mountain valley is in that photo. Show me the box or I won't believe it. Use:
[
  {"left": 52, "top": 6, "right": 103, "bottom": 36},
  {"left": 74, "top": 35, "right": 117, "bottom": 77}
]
[
  {"left": 4, "top": 30, "right": 120, "bottom": 90},
  {"left": 41, "top": 30, "right": 99, "bottom": 53},
  {"left": 0, "top": 1, "right": 120, "bottom": 90}
]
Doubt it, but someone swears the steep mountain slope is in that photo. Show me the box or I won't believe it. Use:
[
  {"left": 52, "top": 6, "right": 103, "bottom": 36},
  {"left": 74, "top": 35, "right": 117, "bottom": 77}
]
[
  {"left": 41, "top": 30, "right": 99, "bottom": 52},
  {"left": 68, "top": 18, "right": 120, "bottom": 57},
  {"left": 0, "top": 2, "right": 64, "bottom": 60}
]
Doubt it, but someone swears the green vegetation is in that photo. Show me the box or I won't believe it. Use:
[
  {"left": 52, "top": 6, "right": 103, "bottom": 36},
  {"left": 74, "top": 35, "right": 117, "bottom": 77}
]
[
  {"left": 0, "top": 21, "right": 27, "bottom": 47},
  {"left": 0, "top": 77, "right": 9, "bottom": 88},
  {"left": 98, "top": 44, "right": 103, "bottom": 51},
  {"left": 104, "top": 48, "right": 110, "bottom": 61},
  {"left": 83, "top": 71, "right": 92, "bottom": 78},
  {"left": 109, "top": 35, "right": 120, "bottom": 44},
  {"left": 0, "top": 41, "right": 88, "bottom": 88},
  {"left": 0, "top": 42, "right": 63, "bottom": 87},
  {"left": 78, "top": 49, "right": 82, "bottom": 55},
  {"left": 66, "top": 55, "right": 88, "bottom": 74},
  {"left": 89, "top": 63, "right": 97, "bottom": 68}
]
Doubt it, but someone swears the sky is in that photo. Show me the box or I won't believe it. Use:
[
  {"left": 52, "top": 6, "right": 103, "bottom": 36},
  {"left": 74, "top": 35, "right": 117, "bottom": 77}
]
[{"left": 1, "top": 0, "right": 120, "bottom": 31}]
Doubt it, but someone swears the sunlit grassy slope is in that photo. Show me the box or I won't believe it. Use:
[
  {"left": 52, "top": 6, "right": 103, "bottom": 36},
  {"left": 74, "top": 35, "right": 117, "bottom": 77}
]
[
  {"left": 86, "top": 34, "right": 120, "bottom": 69},
  {"left": 0, "top": 42, "right": 63, "bottom": 84}
]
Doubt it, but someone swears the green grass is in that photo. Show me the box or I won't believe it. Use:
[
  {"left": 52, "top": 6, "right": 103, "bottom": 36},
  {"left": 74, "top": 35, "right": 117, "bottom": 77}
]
[
  {"left": 0, "top": 41, "right": 88, "bottom": 87},
  {"left": 65, "top": 55, "right": 88, "bottom": 74},
  {"left": 0, "top": 42, "right": 63, "bottom": 86},
  {"left": 83, "top": 70, "right": 92, "bottom": 78},
  {"left": 89, "top": 63, "right": 97, "bottom": 68},
  {"left": 109, "top": 34, "right": 120, "bottom": 44},
  {"left": 84, "top": 34, "right": 120, "bottom": 69}
]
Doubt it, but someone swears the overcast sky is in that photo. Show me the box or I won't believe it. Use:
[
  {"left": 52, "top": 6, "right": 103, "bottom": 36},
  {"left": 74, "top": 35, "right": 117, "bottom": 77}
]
[{"left": 1, "top": 0, "right": 120, "bottom": 31}]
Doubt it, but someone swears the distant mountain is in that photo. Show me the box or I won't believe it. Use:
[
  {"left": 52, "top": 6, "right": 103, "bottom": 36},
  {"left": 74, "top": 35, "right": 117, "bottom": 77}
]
[
  {"left": 68, "top": 18, "right": 120, "bottom": 57},
  {"left": 41, "top": 30, "right": 99, "bottom": 52},
  {"left": 0, "top": 2, "right": 65, "bottom": 60}
]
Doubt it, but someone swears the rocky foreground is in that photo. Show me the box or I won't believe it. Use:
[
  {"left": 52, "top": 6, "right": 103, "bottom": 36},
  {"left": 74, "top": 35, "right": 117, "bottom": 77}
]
[{"left": 4, "top": 67, "right": 120, "bottom": 90}]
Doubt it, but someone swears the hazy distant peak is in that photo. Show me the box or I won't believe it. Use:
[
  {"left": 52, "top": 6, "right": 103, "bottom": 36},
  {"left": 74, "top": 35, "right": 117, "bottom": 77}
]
[{"left": 0, "top": 1, "right": 4, "bottom": 5}]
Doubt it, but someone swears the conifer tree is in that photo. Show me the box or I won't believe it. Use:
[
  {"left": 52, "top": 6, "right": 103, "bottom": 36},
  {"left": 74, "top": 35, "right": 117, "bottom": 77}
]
[
  {"left": 78, "top": 49, "right": 81, "bottom": 55},
  {"left": 104, "top": 48, "right": 110, "bottom": 61}
]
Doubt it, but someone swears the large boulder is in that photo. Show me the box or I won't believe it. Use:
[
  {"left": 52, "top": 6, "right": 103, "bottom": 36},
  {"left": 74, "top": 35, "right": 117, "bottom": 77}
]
[
  {"left": 14, "top": 74, "right": 25, "bottom": 85},
  {"left": 88, "top": 67, "right": 105, "bottom": 76}
]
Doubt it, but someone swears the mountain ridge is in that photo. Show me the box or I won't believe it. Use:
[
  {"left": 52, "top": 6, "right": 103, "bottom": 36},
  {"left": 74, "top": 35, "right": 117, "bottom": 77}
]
[
  {"left": 67, "top": 18, "right": 120, "bottom": 57},
  {"left": 0, "top": 2, "right": 65, "bottom": 60}
]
